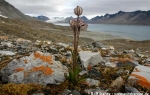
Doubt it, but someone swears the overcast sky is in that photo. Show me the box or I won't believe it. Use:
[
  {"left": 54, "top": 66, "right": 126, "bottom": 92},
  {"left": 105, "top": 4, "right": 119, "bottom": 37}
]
[{"left": 5, "top": 0, "right": 150, "bottom": 19}]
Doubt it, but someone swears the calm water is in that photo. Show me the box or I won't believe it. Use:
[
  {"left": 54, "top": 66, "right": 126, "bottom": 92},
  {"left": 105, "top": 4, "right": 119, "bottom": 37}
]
[{"left": 53, "top": 23, "right": 150, "bottom": 41}]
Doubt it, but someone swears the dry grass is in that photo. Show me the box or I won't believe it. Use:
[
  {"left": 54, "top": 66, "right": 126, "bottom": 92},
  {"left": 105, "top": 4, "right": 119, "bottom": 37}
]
[
  {"left": 0, "top": 17, "right": 93, "bottom": 45},
  {"left": 101, "top": 39, "right": 150, "bottom": 51}
]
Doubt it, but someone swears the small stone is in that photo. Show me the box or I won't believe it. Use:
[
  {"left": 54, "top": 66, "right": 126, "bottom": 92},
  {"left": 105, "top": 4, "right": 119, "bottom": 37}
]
[
  {"left": 71, "top": 90, "right": 81, "bottom": 95},
  {"left": 79, "top": 70, "right": 88, "bottom": 75},
  {"left": 86, "top": 78, "right": 100, "bottom": 86},
  {"left": 92, "top": 42, "right": 106, "bottom": 48},
  {"left": 105, "top": 62, "right": 116, "bottom": 67},
  {"left": 0, "top": 50, "right": 15, "bottom": 55},
  {"left": 88, "top": 68, "right": 103, "bottom": 79},
  {"left": 57, "top": 42, "right": 69, "bottom": 48},
  {"left": 146, "top": 58, "right": 150, "bottom": 62},
  {"left": 125, "top": 85, "right": 140, "bottom": 93},
  {"left": 109, "top": 76, "right": 124, "bottom": 92}
]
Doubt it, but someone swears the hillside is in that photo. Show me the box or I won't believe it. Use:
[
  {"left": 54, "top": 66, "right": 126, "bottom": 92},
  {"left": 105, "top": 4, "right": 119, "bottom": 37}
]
[
  {"left": 0, "top": 0, "right": 38, "bottom": 20},
  {"left": 0, "top": 16, "right": 93, "bottom": 45}
]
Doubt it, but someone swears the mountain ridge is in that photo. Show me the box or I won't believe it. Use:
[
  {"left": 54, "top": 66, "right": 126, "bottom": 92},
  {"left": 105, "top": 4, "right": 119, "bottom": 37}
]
[
  {"left": 33, "top": 15, "right": 50, "bottom": 21},
  {"left": 58, "top": 10, "right": 150, "bottom": 25}
]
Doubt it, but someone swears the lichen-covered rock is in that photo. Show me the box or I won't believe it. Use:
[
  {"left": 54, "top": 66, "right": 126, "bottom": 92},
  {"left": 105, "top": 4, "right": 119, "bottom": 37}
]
[
  {"left": 128, "top": 66, "right": 150, "bottom": 91},
  {"left": 0, "top": 51, "right": 68, "bottom": 85}
]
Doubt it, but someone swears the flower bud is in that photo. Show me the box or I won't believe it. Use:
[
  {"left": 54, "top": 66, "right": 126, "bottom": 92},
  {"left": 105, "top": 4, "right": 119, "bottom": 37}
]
[
  {"left": 74, "top": 6, "right": 83, "bottom": 16},
  {"left": 79, "top": 19, "right": 88, "bottom": 30},
  {"left": 69, "top": 19, "right": 77, "bottom": 29}
]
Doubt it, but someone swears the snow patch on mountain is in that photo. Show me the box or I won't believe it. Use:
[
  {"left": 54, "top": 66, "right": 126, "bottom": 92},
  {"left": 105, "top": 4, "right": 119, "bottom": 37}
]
[
  {"left": 46, "top": 17, "right": 65, "bottom": 23},
  {"left": 0, "top": 12, "right": 7, "bottom": 18}
]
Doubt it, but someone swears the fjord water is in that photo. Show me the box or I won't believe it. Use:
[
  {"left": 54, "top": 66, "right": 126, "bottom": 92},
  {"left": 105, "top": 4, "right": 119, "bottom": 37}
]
[{"left": 53, "top": 23, "right": 150, "bottom": 41}]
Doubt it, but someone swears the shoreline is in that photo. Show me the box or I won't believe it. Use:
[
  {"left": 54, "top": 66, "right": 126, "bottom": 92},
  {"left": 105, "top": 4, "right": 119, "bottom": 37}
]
[
  {"left": 79, "top": 30, "right": 130, "bottom": 41},
  {"left": 67, "top": 30, "right": 133, "bottom": 41}
]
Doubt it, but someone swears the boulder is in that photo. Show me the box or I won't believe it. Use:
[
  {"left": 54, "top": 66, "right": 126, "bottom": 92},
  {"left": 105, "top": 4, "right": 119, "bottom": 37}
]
[
  {"left": 128, "top": 66, "right": 150, "bottom": 90},
  {"left": 79, "top": 51, "right": 104, "bottom": 69},
  {"left": 0, "top": 51, "right": 68, "bottom": 85}
]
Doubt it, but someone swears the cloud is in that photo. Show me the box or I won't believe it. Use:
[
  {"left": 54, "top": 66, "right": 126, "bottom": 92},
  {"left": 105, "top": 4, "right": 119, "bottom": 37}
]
[{"left": 5, "top": 0, "right": 150, "bottom": 19}]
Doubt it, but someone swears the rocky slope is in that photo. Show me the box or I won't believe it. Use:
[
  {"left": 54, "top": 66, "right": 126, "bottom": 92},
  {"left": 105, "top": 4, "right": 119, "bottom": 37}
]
[{"left": 0, "top": 0, "right": 38, "bottom": 20}]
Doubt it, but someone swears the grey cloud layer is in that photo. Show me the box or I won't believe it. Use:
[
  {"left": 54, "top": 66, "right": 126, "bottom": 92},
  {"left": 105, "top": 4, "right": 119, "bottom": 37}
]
[{"left": 5, "top": 0, "right": 150, "bottom": 18}]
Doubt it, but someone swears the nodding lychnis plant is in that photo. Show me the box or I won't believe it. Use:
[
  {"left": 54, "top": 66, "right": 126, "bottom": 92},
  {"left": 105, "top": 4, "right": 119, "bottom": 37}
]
[{"left": 65, "top": 6, "right": 88, "bottom": 85}]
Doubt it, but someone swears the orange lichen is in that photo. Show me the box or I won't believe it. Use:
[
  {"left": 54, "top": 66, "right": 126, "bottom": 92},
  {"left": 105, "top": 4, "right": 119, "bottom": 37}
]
[
  {"left": 31, "top": 65, "right": 45, "bottom": 71},
  {"left": 118, "top": 58, "right": 134, "bottom": 63},
  {"left": 130, "top": 73, "right": 150, "bottom": 89},
  {"left": 87, "top": 65, "right": 92, "bottom": 70},
  {"left": 30, "top": 66, "right": 53, "bottom": 75},
  {"left": 14, "top": 68, "right": 24, "bottom": 72},
  {"left": 110, "top": 57, "right": 117, "bottom": 62},
  {"left": 34, "top": 52, "right": 41, "bottom": 58},
  {"left": 0, "top": 36, "right": 8, "bottom": 40},
  {"left": 34, "top": 52, "right": 52, "bottom": 64},
  {"left": 43, "top": 67, "right": 53, "bottom": 75}
]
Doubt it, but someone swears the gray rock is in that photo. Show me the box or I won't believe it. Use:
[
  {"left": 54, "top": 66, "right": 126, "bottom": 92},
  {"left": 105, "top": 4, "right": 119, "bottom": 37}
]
[
  {"left": 92, "top": 42, "right": 106, "bottom": 48},
  {"left": 0, "top": 50, "right": 15, "bottom": 55},
  {"left": 71, "top": 90, "right": 81, "bottom": 95},
  {"left": 79, "top": 51, "right": 104, "bottom": 69},
  {"left": 125, "top": 85, "right": 140, "bottom": 93},
  {"left": 88, "top": 68, "right": 103, "bottom": 79},
  {"left": 86, "top": 78, "right": 100, "bottom": 86},
  {"left": 105, "top": 62, "right": 116, "bottom": 67},
  {"left": 117, "top": 60, "right": 140, "bottom": 67},
  {"left": 57, "top": 42, "right": 69, "bottom": 48},
  {"left": 85, "top": 87, "right": 107, "bottom": 94},
  {"left": 79, "top": 70, "right": 88, "bottom": 75},
  {"left": 146, "top": 58, "right": 150, "bottom": 62},
  {"left": 8, "top": 71, "right": 24, "bottom": 83},
  {"left": 1, "top": 52, "right": 68, "bottom": 85},
  {"left": 48, "top": 47, "right": 58, "bottom": 54}
]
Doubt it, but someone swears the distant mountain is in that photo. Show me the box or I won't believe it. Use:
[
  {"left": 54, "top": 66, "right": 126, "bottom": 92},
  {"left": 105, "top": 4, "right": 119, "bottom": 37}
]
[
  {"left": 58, "top": 16, "right": 89, "bottom": 23},
  {"left": 34, "top": 15, "right": 50, "bottom": 21},
  {"left": 0, "top": 0, "right": 38, "bottom": 20},
  {"left": 58, "top": 10, "right": 150, "bottom": 25},
  {"left": 90, "top": 10, "right": 150, "bottom": 25}
]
